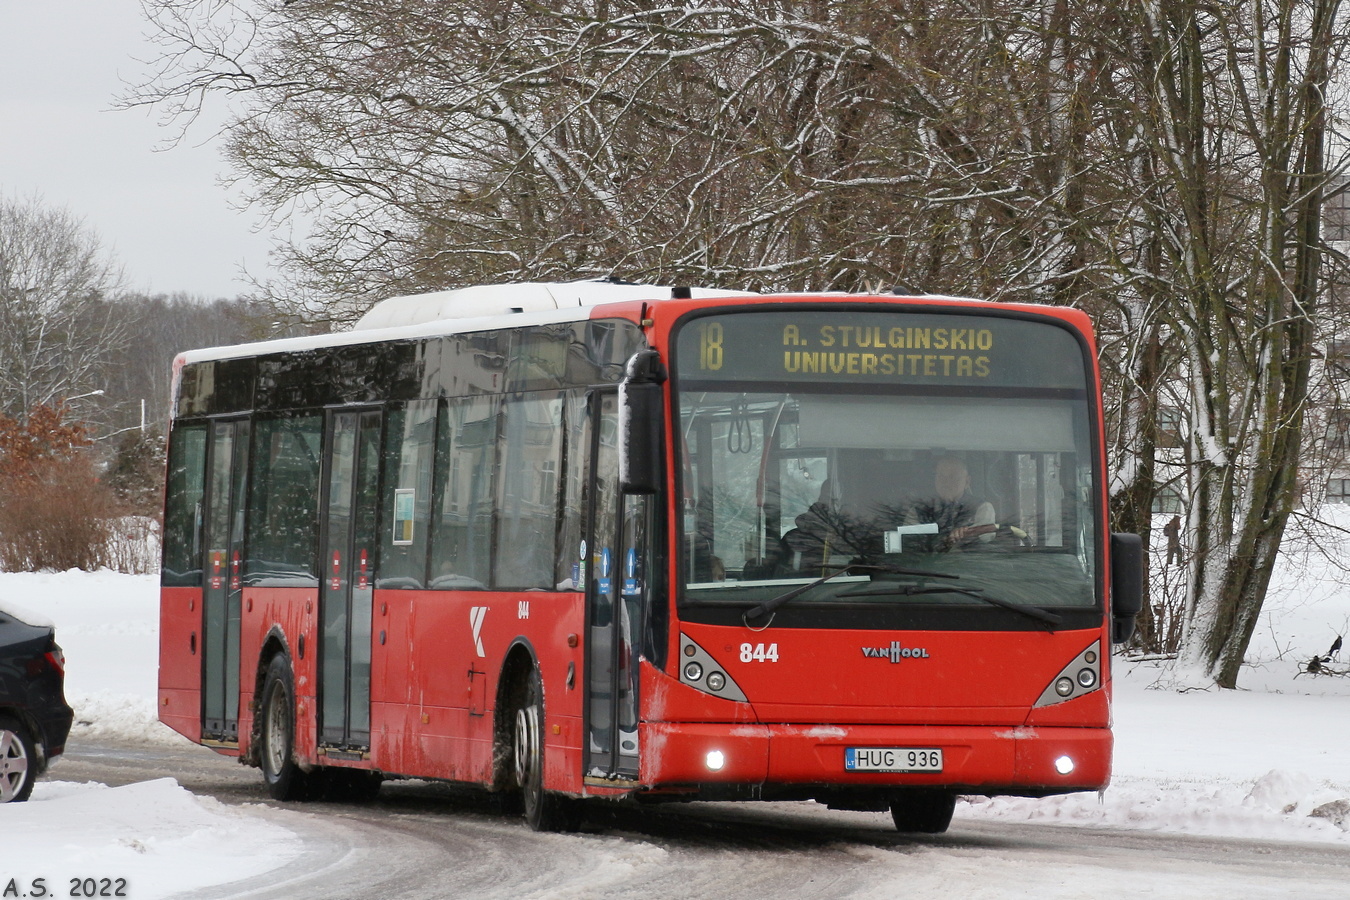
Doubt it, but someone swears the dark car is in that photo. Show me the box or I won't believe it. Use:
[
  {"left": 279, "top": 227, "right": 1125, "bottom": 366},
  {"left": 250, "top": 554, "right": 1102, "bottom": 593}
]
[{"left": 0, "top": 602, "right": 73, "bottom": 802}]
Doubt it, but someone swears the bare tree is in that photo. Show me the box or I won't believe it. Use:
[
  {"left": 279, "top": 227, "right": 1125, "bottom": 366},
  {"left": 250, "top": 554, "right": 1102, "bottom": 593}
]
[
  {"left": 0, "top": 194, "right": 126, "bottom": 421},
  {"left": 127, "top": 0, "right": 1350, "bottom": 687},
  {"left": 1120, "top": 0, "right": 1348, "bottom": 686},
  {"left": 126, "top": 2, "right": 1134, "bottom": 321}
]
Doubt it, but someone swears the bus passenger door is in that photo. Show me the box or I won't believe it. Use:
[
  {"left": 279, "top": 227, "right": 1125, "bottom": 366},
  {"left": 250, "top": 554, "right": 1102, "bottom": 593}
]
[
  {"left": 584, "top": 391, "right": 647, "bottom": 781},
  {"left": 319, "top": 409, "right": 382, "bottom": 751},
  {"left": 201, "top": 417, "right": 249, "bottom": 744}
]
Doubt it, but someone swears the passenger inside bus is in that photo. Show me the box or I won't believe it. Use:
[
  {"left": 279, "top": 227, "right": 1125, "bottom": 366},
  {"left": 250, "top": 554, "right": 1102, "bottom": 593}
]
[{"left": 778, "top": 480, "right": 861, "bottom": 575}]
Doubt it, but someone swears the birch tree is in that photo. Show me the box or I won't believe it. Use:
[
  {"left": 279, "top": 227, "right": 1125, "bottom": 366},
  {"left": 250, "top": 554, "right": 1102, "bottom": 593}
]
[{"left": 1127, "top": 0, "right": 1347, "bottom": 686}]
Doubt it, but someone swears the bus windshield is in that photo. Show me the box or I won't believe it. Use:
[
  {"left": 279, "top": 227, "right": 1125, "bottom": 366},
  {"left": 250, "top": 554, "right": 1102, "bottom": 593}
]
[{"left": 673, "top": 308, "right": 1099, "bottom": 615}]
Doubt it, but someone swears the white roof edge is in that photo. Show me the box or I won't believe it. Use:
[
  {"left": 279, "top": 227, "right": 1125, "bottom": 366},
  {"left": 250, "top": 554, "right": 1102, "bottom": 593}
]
[
  {"left": 174, "top": 283, "right": 995, "bottom": 366},
  {"left": 179, "top": 281, "right": 756, "bottom": 365},
  {"left": 177, "top": 304, "right": 604, "bottom": 365},
  {"left": 351, "top": 280, "right": 751, "bottom": 330}
]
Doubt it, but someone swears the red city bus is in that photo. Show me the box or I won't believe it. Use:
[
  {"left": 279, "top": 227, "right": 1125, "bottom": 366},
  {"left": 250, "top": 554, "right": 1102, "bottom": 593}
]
[{"left": 158, "top": 282, "right": 1142, "bottom": 832}]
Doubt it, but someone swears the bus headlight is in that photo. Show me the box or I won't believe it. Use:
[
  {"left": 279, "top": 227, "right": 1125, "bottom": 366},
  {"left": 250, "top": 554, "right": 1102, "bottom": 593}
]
[
  {"left": 678, "top": 634, "right": 748, "bottom": 701},
  {"left": 706, "top": 750, "right": 726, "bottom": 771},
  {"left": 1035, "top": 643, "right": 1103, "bottom": 707},
  {"left": 1055, "top": 755, "right": 1075, "bottom": 775}
]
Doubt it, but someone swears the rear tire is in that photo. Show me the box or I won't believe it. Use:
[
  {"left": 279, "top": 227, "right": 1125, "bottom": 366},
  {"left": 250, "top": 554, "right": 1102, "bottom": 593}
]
[
  {"left": 513, "top": 671, "right": 580, "bottom": 832},
  {"left": 890, "top": 790, "right": 956, "bottom": 834},
  {"left": 259, "top": 653, "right": 311, "bottom": 801},
  {"left": 0, "top": 716, "right": 37, "bottom": 803}
]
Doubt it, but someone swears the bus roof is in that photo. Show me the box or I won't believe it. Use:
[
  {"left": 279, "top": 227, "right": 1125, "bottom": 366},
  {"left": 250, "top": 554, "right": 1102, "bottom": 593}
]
[
  {"left": 175, "top": 281, "right": 751, "bottom": 365},
  {"left": 173, "top": 280, "right": 1014, "bottom": 367},
  {"left": 352, "top": 280, "right": 751, "bottom": 330}
]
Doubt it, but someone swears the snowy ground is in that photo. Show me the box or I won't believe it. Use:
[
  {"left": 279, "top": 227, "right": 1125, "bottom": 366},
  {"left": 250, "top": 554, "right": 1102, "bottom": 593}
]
[{"left": 2, "top": 512, "right": 1350, "bottom": 897}]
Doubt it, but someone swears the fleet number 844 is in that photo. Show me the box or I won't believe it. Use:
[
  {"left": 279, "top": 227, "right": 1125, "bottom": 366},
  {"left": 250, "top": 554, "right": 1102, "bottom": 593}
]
[{"left": 740, "top": 642, "right": 779, "bottom": 662}]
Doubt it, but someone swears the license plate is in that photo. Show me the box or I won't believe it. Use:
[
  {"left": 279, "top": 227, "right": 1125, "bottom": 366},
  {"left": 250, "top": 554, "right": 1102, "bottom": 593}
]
[{"left": 845, "top": 747, "right": 943, "bottom": 772}]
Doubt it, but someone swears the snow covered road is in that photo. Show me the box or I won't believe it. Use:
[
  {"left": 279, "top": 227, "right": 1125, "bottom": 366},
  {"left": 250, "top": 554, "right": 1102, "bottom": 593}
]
[
  {"left": 4, "top": 561, "right": 1350, "bottom": 898},
  {"left": 37, "top": 736, "right": 1350, "bottom": 900}
]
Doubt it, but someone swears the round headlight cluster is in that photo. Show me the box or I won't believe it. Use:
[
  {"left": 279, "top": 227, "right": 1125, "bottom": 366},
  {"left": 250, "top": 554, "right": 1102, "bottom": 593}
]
[
  {"left": 1077, "top": 668, "right": 1097, "bottom": 689},
  {"left": 684, "top": 661, "right": 730, "bottom": 693},
  {"left": 1055, "top": 676, "right": 1075, "bottom": 697}
]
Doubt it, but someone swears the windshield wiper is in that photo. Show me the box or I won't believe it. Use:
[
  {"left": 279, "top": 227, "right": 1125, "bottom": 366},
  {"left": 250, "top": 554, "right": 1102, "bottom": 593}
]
[
  {"left": 837, "top": 584, "right": 1062, "bottom": 630},
  {"left": 742, "top": 563, "right": 957, "bottom": 627}
]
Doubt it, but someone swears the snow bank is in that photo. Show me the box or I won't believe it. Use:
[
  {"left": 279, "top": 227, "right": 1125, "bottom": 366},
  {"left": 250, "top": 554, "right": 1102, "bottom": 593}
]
[
  {"left": 0, "top": 570, "right": 183, "bottom": 743},
  {"left": 5, "top": 779, "right": 302, "bottom": 899},
  {"left": 0, "top": 522, "right": 1348, "bottom": 896},
  {"left": 955, "top": 507, "right": 1350, "bottom": 844}
]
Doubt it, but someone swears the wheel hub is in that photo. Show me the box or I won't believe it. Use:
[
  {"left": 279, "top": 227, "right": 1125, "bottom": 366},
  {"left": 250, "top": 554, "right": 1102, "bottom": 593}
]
[{"left": 1, "top": 729, "right": 30, "bottom": 803}]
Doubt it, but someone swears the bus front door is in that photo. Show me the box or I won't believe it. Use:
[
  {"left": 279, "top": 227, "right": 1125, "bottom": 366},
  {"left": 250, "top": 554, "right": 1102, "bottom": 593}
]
[
  {"left": 201, "top": 417, "right": 249, "bottom": 744},
  {"left": 318, "top": 409, "right": 382, "bottom": 752},
  {"left": 583, "top": 391, "right": 649, "bottom": 782}
]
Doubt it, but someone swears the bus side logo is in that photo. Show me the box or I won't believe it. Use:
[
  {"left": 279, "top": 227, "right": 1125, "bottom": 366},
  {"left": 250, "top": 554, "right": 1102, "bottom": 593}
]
[{"left": 469, "top": 606, "right": 488, "bottom": 657}]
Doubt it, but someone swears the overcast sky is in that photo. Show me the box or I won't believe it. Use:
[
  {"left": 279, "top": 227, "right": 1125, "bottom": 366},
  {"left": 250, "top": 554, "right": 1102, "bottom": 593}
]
[{"left": 0, "top": 2, "right": 276, "bottom": 299}]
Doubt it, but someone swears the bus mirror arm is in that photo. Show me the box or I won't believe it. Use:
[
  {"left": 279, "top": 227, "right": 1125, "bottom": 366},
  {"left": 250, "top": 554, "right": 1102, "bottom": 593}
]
[
  {"left": 620, "top": 350, "right": 667, "bottom": 495},
  {"left": 1109, "top": 533, "right": 1144, "bottom": 644}
]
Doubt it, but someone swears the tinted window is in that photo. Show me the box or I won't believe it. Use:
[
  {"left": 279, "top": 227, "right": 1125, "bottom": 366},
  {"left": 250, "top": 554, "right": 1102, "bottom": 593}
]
[
  {"left": 556, "top": 391, "right": 589, "bottom": 589},
  {"left": 379, "top": 400, "right": 438, "bottom": 588},
  {"left": 430, "top": 395, "right": 499, "bottom": 589},
  {"left": 495, "top": 394, "right": 564, "bottom": 589},
  {"left": 163, "top": 423, "right": 208, "bottom": 586},
  {"left": 245, "top": 415, "right": 322, "bottom": 585}
]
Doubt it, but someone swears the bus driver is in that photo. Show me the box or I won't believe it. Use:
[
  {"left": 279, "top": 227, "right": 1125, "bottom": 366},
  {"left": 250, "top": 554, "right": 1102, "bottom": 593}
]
[{"left": 909, "top": 456, "right": 996, "bottom": 550}]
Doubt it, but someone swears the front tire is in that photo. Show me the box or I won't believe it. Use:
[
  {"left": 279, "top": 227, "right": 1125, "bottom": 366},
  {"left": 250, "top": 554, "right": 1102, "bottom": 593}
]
[
  {"left": 512, "top": 671, "right": 579, "bottom": 832},
  {"left": 0, "top": 716, "right": 37, "bottom": 803},
  {"left": 890, "top": 790, "right": 956, "bottom": 834},
  {"left": 259, "top": 653, "right": 311, "bottom": 801}
]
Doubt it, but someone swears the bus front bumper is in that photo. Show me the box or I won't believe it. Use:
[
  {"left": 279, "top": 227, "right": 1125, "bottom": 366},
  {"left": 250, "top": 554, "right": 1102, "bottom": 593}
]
[{"left": 638, "top": 721, "right": 1111, "bottom": 796}]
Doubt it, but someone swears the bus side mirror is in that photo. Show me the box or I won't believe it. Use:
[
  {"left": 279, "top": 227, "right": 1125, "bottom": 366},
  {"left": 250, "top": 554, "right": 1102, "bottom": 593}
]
[
  {"left": 619, "top": 350, "right": 666, "bottom": 495},
  {"left": 1109, "top": 532, "right": 1144, "bottom": 644}
]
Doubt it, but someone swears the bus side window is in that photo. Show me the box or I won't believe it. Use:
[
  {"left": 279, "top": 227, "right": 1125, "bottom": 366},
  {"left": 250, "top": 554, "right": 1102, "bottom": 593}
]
[
  {"left": 245, "top": 414, "right": 323, "bottom": 586},
  {"left": 556, "top": 391, "right": 588, "bottom": 590},
  {"left": 379, "top": 400, "right": 437, "bottom": 589},
  {"left": 163, "top": 422, "right": 208, "bottom": 586},
  {"left": 495, "top": 393, "right": 564, "bottom": 590},
  {"left": 430, "top": 395, "right": 498, "bottom": 590}
]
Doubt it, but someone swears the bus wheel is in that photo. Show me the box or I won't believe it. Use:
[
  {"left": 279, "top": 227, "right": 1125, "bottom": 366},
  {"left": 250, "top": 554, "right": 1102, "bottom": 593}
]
[
  {"left": 259, "top": 654, "right": 310, "bottom": 801},
  {"left": 512, "top": 671, "right": 579, "bottom": 832},
  {"left": 890, "top": 790, "right": 956, "bottom": 834},
  {"left": 0, "top": 716, "right": 37, "bottom": 803}
]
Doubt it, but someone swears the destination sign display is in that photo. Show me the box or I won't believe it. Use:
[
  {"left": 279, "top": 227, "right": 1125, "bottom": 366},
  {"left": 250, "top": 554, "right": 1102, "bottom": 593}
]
[{"left": 675, "top": 309, "right": 1087, "bottom": 390}]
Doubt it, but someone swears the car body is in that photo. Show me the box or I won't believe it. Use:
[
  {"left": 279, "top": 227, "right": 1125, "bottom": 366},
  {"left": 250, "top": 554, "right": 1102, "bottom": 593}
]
[{"left": 0, "top": 601, "right": 73, "bottom": 802}]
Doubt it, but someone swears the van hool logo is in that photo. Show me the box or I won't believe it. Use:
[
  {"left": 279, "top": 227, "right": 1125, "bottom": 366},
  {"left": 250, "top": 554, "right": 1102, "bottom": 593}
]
[{"left": 862, "top": 641, "right": 930, "bottom": 663}]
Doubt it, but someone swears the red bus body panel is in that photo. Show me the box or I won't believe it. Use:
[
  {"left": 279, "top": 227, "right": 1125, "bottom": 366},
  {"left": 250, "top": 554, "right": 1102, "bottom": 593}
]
[
  {"left": 158, "top": 586, "right": 202, "bottom": 743},
  {"left": 364, "top": 588, "right": 586, "bottom": 786},
  {"left": 159, "top": 291, "right": 1119, "bottom": 806}
]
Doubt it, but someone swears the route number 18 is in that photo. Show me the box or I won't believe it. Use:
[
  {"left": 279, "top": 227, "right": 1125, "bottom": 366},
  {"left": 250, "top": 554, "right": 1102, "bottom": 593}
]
[{"left": 698, "top": 321, "right": 724, "bottom": 371}]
